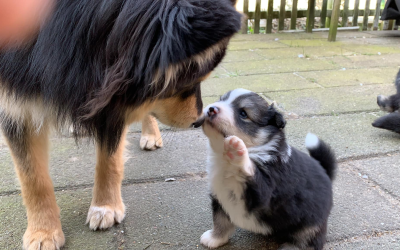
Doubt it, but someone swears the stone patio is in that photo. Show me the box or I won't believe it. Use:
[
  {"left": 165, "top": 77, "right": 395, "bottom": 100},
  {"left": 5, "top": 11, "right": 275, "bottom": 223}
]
[{"left": 1, "top": 31, "right": 400, "bottom": 249}]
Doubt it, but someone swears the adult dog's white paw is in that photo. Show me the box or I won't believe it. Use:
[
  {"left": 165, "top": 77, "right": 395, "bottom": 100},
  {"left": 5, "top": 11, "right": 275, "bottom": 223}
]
[
  {"left": 140, "top": 134, "right": 163, "bottom": 151},
  {"left": 86, "top": 204, "right": 125, "bottom": 230},
  {"left": 200, "top": 230, "right": 229, "bottom": 249}
]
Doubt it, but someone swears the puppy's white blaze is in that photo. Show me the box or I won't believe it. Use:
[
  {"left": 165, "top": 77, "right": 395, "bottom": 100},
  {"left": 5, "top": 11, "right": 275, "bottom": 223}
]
[
  {"left": 208, "top": 153, "right": 272, "bottom": 235},
  {"left": 224, "top": 88, "right": 252, "bottom": 104},
  {"left": 305, "top": 133, "right": 319, "bottom": 150}
]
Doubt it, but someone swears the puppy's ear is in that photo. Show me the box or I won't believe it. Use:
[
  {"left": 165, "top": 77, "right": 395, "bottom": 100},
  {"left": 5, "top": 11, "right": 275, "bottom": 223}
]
[
  {"left": 267, "top": 104, "right": 286, "bottom": 129},
  {"left": 372, "top": 113, "right": 400, "bottom": 133}
]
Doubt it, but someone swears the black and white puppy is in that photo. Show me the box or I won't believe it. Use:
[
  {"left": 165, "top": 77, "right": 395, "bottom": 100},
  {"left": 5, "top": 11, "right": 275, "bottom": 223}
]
[
  {"left": 373, "top": 69, "right": 400, "bottom": 133},
  {"left": 201, "top": 89, "right": 337, "bottom": 250}
]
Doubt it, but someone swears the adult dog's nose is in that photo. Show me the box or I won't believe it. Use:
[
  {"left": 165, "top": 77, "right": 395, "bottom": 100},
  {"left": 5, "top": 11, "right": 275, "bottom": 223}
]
[{"left": 207, "top": 106, "right": 219, "bottom": 117}]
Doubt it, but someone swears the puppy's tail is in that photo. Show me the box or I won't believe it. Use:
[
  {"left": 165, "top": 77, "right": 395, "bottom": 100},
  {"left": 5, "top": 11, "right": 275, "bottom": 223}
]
[{"left": 305, "top": 133, "right": 337, "bottom": 181}]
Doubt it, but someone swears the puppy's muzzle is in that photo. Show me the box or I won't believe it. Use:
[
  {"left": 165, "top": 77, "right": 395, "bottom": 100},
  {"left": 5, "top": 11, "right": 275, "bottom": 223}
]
[{"left": 207, "top": 106, "right": 219, "bottom": 119}]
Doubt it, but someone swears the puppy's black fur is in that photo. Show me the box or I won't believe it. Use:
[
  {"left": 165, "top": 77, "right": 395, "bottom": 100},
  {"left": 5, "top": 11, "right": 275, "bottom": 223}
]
[
  {"left": 0, "top": 0, "right": 241, "bottom": 152},
  {"left": 202, "top": 90, "right": 336, "bottom": 249},
  {"left": 373, "top": 69, "right": 400, "bottom": 134}
]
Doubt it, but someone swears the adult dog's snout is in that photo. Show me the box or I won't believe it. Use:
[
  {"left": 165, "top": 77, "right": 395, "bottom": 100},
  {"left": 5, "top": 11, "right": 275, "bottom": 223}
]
[{"left": 192, "top": 115, "right": 205, "bottom": 128}]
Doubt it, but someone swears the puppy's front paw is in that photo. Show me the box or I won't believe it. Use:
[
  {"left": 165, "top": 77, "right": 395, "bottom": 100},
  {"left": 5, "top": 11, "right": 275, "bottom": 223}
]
[
  {"left": 200, "top": 230, "right": 229, "bottom": 249},
  {"left": 224, "top": 136, "right": 248, "bottom": 166}
]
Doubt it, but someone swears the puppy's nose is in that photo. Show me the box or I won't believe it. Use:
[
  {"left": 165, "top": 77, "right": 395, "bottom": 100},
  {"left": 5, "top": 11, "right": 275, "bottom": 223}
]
[{"left": 207, "top": 106, "right": 219, "bottom": 117}]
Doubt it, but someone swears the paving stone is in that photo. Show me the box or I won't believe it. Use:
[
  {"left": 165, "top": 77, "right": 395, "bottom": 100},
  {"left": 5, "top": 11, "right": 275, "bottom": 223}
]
[
  {"left": 230, "top": 33, "right": 325, "bottom": 42},
  {"left": 266, "top": 84, "right": 395, "bottom": 115},
  {"left": 0, "top": 189, "right": 118, "bottom": 250},
  {"left": 347, "top": 153, "right": 400, "bottom": 198},
  {"left": 298, "top": 67, "right": 398, "bottom": 87},
  {"left": 330, "top": 54, "right": 400, "bottom": 69},
  {"left": 342, "top": 44, "right": 400, "bottom": 56},
  {"left": 201, "top": 73, "right": 318, "bottom": 97},
  {"left": 327, "top": 231, "right": 400, "bottom": 250},
  {"left": 278, "top": 39, "right": 345, "bottom": 47},
  {"left": 327, "top": 167, "right": 400, "bottom": 241},
  {"left": 222, "top": 58, "right": 339, "bottom": 75},
  {"left": 254, "top": 46, "right": 354, "bottom": 60},
  {"left": 223, "top": 50, "right": 266, "bottom": 62},
  {"left": 285, "top": 113, "right": 400, "bottom": 160},
  {"left": 228, "top": 40, "right": 287, "bottom": 50}
]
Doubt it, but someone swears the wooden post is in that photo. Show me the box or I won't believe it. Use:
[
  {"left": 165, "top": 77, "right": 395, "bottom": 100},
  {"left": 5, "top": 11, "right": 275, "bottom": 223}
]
[
  {"left": 362, "top": 0, "right": 371, "bottom": 31},
  {"left": 254, "top": 0, "right": 262, "bottom": 34},
  {"left": 388, "top": 20, "right": 394, "bottom": 30},
  {"left": 326, "top": 0, "right": 334, "bottom": 27},
  {"left": 352, "top": 0, "right": 360, "bottom": 26},
  {"left": 373, "top": 0, "right": 381, "bottom": 30},
  {"left": 321, "top": 0, "right": 328, "bottom": 28},
  {"left": 279, "top": 0, "right": 286, "bottom": 30},
  {"left": 342, "top": 0, "right": 350, "bottom": 27},
  {"left": 306, "top": 0, "right": 316, "bottom": 32},
  {"left": 267, "top": 0, "right": 274, "bottom": 33},
  {"left": 241, "top": 0, "right": 249, "bottom": 34},
  {"left": 328, "top": 0, "right": 341, "bottom": 41},
  {"left": 291, "top": 0, "right": 298, "bottom": 29}
]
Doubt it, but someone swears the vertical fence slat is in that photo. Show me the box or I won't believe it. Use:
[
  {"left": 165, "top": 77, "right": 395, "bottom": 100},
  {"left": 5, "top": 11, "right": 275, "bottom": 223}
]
[
  {"left": 306, "top": 0, "right": 316, "bottom": 32},
  {"left": 241, "top": 0, "right": 249, "bottom": 34},
  {"left": 291, "top": 0, "right": 298, "bottom": 29},
  {"left": 388, "top": 20, "right": 394, "bottom": 30},
  {"left": 373, "top": 0, "right": 381, "bottom": 30},
  {"left": 279, "top": 0, "right": 286, "bottom": 30},
  {"left": 342, "top": 0, "right": 350, "bottom": 27},
  {"left": 352, "top": 0, "right": 360, "bottom": 26},
  {"left": 328, "top": 0, "right": 342, "bottom": 41},
  {"left": 254, "top": 0, "right": 262, "bottom": 34},
  {"left": 267, "top": 0, "right": 274, "bottom": 33},
  {"left": 321, "top": 0, "right": 328, "bottom": 28},
  {"left": 326, "top": 0, "right": 334, "bottom": 27},
  {"left": 383, "top": 20, "right": 389, "bottom": 30},
  {"left": 362, "top": 0, "right": 371, "bottom": 30}
]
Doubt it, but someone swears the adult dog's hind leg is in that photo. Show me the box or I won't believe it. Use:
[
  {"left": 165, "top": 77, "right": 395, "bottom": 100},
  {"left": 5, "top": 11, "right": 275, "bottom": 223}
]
[
  {"left": 87, "top": 128, "right": 127, "bottom": 230},
  {"left": 140, "top": 114, "right": 163, "bottom": 151},
  {"left": 2, "top": 118, "right": 65, "bottom": 250}
]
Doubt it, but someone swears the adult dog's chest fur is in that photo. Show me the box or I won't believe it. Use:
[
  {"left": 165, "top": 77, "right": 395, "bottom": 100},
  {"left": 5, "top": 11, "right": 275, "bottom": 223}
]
[{"left": 207, "top": 153, "right": 271, "bottom": 235}]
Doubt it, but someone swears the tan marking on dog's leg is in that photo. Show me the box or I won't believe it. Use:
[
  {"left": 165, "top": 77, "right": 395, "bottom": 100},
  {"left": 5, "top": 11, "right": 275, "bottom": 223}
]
[
  {"left": 3, "top": 121, "right": 65, "bottom": 250},
  {"left": 87, "top": 127, "right": 127, "bottom": 230},
  {"left": 140, "top": 114, "right": 163, "bottom": 151}
]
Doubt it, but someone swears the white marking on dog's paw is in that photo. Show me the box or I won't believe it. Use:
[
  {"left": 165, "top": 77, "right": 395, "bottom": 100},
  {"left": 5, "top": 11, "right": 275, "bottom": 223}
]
[
  {"left": 200, "top": 230, "right": 229, "bottom": 249},
  {"left": 86, "top": 205, "right": 125, "bottom": 230},
  {"left": 140, "top": 134, "right": 163, "bottom": 151}
]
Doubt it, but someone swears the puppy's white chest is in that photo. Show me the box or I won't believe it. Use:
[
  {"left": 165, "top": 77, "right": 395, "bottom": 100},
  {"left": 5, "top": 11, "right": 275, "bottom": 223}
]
[{"left": 208, "top": 157, "right": 270, "bottom": 235}]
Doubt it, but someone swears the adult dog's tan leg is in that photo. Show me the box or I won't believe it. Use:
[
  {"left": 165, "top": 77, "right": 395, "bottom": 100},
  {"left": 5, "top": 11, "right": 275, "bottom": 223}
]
[
  {"left": 140, "top": 114, "right": 163, "bottom": 150},
  {"left": 2, "top": 119, "right": 64, "bottom": 250},
  {"left": 86, "top": 128, "right": 127, "bottom": 230}
]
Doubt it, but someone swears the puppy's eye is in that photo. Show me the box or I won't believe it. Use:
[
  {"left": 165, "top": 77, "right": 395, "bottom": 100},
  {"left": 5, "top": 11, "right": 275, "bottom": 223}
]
[{"left": 239, "top": 109, "right": 248, "bottom": 119}]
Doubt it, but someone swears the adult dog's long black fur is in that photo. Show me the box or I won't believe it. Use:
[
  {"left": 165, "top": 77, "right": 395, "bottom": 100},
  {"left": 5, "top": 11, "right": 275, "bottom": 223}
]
[
  {"left": 0, "top": 0, "right": 241, "bottom": 153},
  {"left": 0, "top": 1, "right": 241, "bottom": 249}
]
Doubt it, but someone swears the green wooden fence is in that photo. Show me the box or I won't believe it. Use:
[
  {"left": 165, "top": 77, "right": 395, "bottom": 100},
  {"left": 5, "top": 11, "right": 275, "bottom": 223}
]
[{"left": 240, "top": 0, "right": 398, "bottom": 41}]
